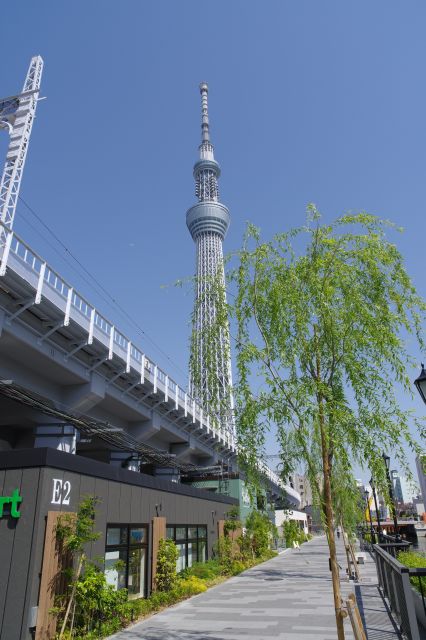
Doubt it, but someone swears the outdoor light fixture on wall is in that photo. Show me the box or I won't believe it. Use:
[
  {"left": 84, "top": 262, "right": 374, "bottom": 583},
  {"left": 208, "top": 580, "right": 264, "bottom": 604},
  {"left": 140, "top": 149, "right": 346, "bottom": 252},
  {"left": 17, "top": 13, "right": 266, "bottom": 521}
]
[
  {"left": 211, "top": 510, "right": 216, "bottom": 523},
  {"left": 155, "top": 503, "right": 162, "bottom": 517}
]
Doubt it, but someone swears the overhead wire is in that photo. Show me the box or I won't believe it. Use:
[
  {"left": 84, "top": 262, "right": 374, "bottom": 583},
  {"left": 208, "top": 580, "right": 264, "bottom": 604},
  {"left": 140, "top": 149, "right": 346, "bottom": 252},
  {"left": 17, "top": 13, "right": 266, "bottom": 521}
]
[
  {"left": 0, "top": 380, "right": 204, "bottom": 472},
  {"left": 16, "top": 196, "right": 238, "bottom": 441},
  {"left": 17, "top": 194, "right": 189, "bottom": 384},
  {"left": 13, "top": 197, "right": 240, "bottom": 445}
]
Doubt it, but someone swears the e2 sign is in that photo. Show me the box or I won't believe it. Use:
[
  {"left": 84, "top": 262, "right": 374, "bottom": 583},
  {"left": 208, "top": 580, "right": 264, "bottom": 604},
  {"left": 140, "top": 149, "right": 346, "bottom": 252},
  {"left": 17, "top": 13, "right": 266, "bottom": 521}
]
[{"left": 51, "top": 479, "right": 71, "bottom": 505}]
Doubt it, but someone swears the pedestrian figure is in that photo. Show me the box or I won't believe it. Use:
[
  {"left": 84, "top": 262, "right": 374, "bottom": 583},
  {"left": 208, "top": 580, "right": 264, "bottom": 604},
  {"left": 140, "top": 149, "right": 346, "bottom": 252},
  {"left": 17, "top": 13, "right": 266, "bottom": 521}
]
[{"left": 336, "top": 527, "right": 341, "bottom": 540}]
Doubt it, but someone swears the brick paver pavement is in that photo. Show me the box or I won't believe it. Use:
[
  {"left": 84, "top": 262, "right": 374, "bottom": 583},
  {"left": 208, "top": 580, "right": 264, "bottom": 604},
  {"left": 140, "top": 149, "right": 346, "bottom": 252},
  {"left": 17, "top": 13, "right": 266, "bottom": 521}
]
[{"left": 109, "top": 535, "right": 401, "bottom": 640}]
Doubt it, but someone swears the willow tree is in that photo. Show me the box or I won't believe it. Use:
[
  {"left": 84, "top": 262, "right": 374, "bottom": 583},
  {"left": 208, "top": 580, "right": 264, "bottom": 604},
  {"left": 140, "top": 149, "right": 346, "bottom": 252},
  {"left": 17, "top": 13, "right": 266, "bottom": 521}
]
[{"left": 198, "top": 207, "right": 424, "bottom": 639}]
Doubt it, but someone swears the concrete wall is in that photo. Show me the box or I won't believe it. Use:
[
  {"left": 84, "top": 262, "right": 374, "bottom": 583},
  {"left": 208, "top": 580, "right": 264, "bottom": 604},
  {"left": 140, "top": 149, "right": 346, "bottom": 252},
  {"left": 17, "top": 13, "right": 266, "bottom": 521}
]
[
  {"left": 275, "top": 509, "right": 309, "bottom": 535},
  {"left": 0, "top": 448, "right": 237, "bottom": 640}
]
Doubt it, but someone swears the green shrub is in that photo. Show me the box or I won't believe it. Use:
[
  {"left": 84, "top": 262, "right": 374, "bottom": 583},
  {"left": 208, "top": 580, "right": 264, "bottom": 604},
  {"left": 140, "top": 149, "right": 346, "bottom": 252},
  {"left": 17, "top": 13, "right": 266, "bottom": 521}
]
[
  {"left": 156, "top": 538, "right": 179, "bottom": 592},
  {"left": 181, "top": 559, "right": 222, "bottom": 580},
  {"left": 259, "top": 549, "right": 278, "bottom": 561},
  {"left": 398, "top": 550, "right": 426, "bottom": 594},
  {"left": 283, "top": 520, "right": 306, "bottom": 548},
  {"left": 244, "top": 510, "right": 277, "bottom": 559},
  {"left": 55, "top": 563, "right": 131, "bottom": 639},
  {"left": 237, "top": 531, "right": 253, "bottom": 560},
  {"left": 176, "top": 575, "right": 207, "bottom": 595},
  {"left": 224, "top": 506, "right": 242, "bottom": 535},
  {"left": 216, "top": 535, "right": 234, "bottom": 574},
  {"left": 231, "top": 560, "right": 246, "bottom": 575},
  {"left": 67, "top": 533, "right": 281, "bottom": 639}
]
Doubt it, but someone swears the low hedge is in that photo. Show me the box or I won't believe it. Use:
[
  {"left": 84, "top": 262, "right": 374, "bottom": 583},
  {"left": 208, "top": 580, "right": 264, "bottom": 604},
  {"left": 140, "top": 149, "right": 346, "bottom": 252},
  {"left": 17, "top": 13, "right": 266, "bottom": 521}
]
[
  {"left": 69, "top": 552, "right": 278, "bottom": 639},
  {"left": 68, "top": 576, "right": 207, "bottom": 639},
  {"left": 398, "top": 550, "right": 426, "bottom": 595}
]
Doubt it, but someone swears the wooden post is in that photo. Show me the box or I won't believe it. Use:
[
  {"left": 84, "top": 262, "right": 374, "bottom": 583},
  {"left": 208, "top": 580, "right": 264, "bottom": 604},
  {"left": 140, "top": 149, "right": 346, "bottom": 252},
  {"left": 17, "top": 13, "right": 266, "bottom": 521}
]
[
  {"left": 230, "top": 527, "right": 242, "bottom": 557},
  {"left": 151, "top": 516, "right": 166, "bottom": 590},
  {"left": 35, "top": 511, "right": 74, "bottom": 640},
  {"left": 217, "top": 519, "right": 225, "bottom": 539},
  {"left": 346, "top": 593, "right": 367, "bottom": 640}
]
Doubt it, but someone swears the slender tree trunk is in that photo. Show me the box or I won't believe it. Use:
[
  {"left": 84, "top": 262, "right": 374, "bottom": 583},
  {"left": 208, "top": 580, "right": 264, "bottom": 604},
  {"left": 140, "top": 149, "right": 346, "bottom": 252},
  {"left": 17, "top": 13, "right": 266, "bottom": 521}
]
[
  {"left": 70, "top": 598, "right": 76, "bottom": 635},
  {"left": 59, "top": 552, "right": 85, "bottom": 639},
  {"left": 320, "top": 430, "right": 345, "bottom": 640},
  {"left": 315, "top": 329, "right": 345, "bottom": 640},
  {"left": 341, "top": 521, "right": 352, "bottom": 579},
  {"left": 345, "top": 527, "right": 360, "bottom": 582}
]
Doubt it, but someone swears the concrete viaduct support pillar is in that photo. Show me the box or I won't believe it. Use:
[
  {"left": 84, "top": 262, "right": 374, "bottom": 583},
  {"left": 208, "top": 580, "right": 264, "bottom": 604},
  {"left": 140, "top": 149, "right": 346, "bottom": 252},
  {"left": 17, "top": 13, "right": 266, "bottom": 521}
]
[{"left": 34, "top": 424, "right": 77, "bottom": 454}]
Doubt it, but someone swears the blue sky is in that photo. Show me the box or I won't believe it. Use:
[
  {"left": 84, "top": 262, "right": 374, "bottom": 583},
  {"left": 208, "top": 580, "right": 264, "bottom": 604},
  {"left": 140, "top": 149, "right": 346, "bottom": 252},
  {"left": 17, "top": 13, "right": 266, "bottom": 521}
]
[{"left": 1, "top": 1, "right": 425, "bottom": 482}]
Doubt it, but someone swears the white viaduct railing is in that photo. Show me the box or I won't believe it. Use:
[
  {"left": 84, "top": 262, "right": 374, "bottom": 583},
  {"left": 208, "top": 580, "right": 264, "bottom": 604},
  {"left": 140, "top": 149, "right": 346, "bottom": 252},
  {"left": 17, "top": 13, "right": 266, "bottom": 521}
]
[{"left": 0, "top": 222, "right": 300, "bottom": 502}]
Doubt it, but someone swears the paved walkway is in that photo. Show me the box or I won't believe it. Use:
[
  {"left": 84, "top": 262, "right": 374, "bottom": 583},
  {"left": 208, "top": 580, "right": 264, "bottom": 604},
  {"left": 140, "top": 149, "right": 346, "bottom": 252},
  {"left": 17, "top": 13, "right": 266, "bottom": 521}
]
[{"left": 109, "top": 536, "right": 401, "bottom": 640}]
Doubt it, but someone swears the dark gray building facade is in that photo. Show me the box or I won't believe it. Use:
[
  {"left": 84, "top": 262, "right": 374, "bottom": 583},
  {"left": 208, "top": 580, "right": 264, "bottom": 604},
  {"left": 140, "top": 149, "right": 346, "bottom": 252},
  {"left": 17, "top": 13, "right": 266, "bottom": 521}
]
[{"left": 0, "top": 448, "right": 236, "bottom": 640}]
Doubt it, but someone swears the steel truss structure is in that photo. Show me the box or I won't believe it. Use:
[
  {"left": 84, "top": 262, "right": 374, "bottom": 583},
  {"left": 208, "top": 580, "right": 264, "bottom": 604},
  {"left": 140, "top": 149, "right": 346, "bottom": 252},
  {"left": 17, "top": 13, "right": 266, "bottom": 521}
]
[
  {"left": 186, "top": 84, "right": 234, "bottom": 440},
  {"left": 0, "top": 56, "right": 43, "bottom": 257}
]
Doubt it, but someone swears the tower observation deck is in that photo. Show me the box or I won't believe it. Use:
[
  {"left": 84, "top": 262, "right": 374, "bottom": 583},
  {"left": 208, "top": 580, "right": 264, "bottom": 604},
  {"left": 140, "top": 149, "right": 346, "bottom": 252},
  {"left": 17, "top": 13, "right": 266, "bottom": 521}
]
[{"left": 186, "top": 84, "right": 234, "bottom": 440}]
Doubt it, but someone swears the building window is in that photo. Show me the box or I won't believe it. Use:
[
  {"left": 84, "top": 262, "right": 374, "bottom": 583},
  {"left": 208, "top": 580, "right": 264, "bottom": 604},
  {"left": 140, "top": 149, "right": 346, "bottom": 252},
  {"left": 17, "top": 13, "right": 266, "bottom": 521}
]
[
  {"left": 105, "top": 524, "right": 148, "bottom": 599},
  {"left": 166, "top": 525, "right": 208, "bottom": 570}
]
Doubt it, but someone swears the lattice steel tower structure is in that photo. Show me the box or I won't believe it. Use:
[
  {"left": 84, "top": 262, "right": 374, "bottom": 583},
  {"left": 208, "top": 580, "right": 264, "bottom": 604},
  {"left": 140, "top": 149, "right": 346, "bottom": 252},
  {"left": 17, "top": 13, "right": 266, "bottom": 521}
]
[
  {"left": 0, "top": 56, "right": 43, "bottom": 261},
  {"left": 186, "top": 83, "right": 234, "bottom": 438}
]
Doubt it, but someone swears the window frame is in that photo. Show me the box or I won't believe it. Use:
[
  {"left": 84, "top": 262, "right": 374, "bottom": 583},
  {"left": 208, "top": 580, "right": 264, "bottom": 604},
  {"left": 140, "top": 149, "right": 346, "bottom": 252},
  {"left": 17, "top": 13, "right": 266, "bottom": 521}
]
[
  {"left": 105, "top": 523, "right": 149, "bottom": 599},
  {"left": 166, "top": 524, "right": 208, "bottom": 569}
]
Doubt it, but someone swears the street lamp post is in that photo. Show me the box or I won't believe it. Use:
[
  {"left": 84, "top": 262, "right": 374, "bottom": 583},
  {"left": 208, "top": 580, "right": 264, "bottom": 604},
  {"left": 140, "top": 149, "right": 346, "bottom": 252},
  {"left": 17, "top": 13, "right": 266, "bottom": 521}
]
[
  {"left": 364, "top": 489, "right": 376, "bottom": 545},
  {"left": 370, "top": 477, "right": 383, "bottom": 542},
  {"left": 382, "top": 453, "right": 400, "bottom": 541},
  {"left": 414, "top": 364, "right": 426, "bottom": 405}
]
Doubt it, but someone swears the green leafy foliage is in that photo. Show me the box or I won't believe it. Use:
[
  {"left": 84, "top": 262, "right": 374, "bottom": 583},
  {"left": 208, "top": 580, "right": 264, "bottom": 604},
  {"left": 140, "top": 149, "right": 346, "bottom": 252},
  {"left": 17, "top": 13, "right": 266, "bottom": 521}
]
[
  {"left": 224, "top": 505, "right": 242, "bottom": 535},
  {"left": 63, "top": 574, "right": 208, "bottom": 639},
  {"left": 56, "top": 496, "right": 100, "bottom": 553},
  {"left": 216, "top": 535, "right": 234, "bottom": 574},
  {"left": 55, "top": 496, "right": 101, "bottom": 639},
  {"left": 332, "top": 465, "right": 364, "bottom": 538},
  {"left": 155, "top": 538, "right": 179, "bottom": 592},
  {"left": 65, "top": 547, "right": 278, "bottom": 638},
  {"left": 189, "top": 207, "right": 426, "bottom": 639},
  {"left": 180, "top": 559, "right": 222, "bottom": 580},
  {"left": 244, "top": 510, "right": 277, "bottom": 558},
  {"left": 282, "top": 520, "right": 307, "bottom": 547},
  {"left": 56, "top": 563, "right": 129, "bottom": 637},
  {"left": 398, "top": 550, "right": 426, "bottom": 595}
]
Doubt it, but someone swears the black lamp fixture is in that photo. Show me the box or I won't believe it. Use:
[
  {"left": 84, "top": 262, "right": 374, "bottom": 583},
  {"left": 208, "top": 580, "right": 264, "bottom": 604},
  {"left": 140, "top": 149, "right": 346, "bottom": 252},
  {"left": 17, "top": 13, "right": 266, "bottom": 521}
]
[
  {"left": 382, "top": 453, "right": 390, "bottom": 472},
  {"left": 414, "top": 364, "right": 426, "bottom": 405}
]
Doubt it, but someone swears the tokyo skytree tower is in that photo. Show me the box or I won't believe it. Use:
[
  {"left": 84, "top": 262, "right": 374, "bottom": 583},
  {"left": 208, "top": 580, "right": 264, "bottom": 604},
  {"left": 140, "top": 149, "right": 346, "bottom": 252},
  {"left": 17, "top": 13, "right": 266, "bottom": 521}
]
[{"left": 186, "top": 83, "right": 234, "bottom": 437}]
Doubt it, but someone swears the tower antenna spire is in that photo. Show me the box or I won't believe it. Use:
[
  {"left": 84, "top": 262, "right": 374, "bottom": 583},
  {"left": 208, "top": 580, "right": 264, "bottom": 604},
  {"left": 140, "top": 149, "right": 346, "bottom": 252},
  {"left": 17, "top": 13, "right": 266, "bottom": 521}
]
[
  {"left": 198, "top": 83, "right": 215, "bottom": 162},
  {"left": 200, "top": 82, "right": 210, "bottom": 144}
]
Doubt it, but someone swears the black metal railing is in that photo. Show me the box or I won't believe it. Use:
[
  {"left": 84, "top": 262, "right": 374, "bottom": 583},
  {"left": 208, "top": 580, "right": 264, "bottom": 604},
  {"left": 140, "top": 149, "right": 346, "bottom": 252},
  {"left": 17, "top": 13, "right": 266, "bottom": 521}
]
[
  {"left": 374, "top": 543, "right": 426, "bottom": 640},
  {"left": 358, "top": 528, "right": 411, "bottom": 556},
  {"left": 379, "top": 541, "right": 412, "bottom": 558}
]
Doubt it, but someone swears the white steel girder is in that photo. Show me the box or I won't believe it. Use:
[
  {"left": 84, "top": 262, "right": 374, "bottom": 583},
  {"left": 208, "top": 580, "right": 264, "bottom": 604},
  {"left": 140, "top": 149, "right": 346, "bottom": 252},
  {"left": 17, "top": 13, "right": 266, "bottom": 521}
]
[{"left": 0, "top": 56, "right": 43, "bottom": 253}]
